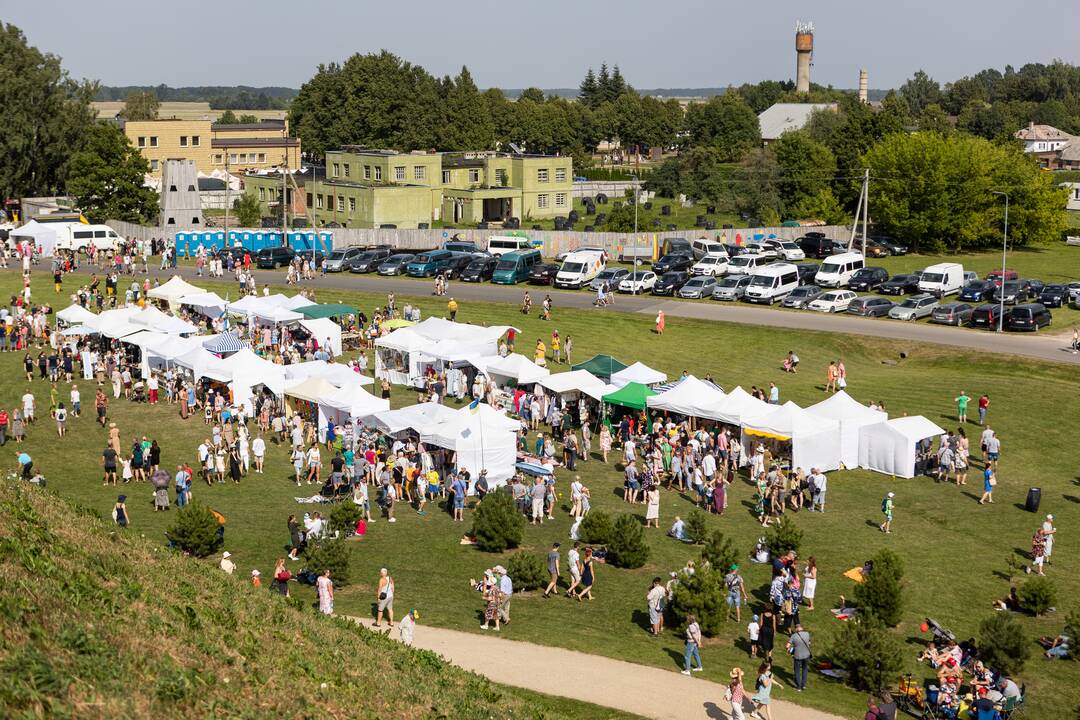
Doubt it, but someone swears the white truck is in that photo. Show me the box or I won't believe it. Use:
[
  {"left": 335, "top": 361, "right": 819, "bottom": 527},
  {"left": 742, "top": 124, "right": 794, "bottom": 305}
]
[
  {"left": 554, "top": 250, "right": 606, "bottom": 289},
  {"left": 917, "top": 262, "right": 965, "bottom": 297}
]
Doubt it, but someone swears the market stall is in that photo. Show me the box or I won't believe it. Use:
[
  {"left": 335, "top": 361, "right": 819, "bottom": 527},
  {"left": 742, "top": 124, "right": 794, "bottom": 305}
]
[
  {"left": 807, "top": 391, "right": 888, "bottom": 470},
  {"left": 645, "top": 375, "right": 727, "bottom": 420},
  {"left": 537, "top": 370, "right": 606, "bottom": 400},
  {"left": 366, "top": 402, "right": 459, "bottom": 436},
  {"left": 572, "top": 354, "right": 628, "bottom": 382},
  {"left": 56, "top": 304, "right": 97, "bottom": 327},
  {"left": 298, "top": 317, "right": 342, "bottom": 357},
  {"left": 484, "top": 353, "right": 551, "bottom": 389},
  {"left": 318, "top": 384, "right": 389, "bottom": 427},
  {"left": 419, "top": 404, "right": 521, "bottom": 485},
  {"left": 147, "top": 276, "right": 207, "bottom": 311},
  {"left": 610, "top": 361, "right": 668, "bottom": 388},
  {"left": 710, "top": 385, "right": 772, "bottom": 426},
  {"left": 179, "top": 291, "right": 228, "bottom": 318},
  {"left": 858, "top": 416, "right": 946, "bottom": 479},
  {"left": 740, "top": 401, "right": 842, "bottom": 472},
  {"left": 284, "top": 377, "right": 340, "bottom": 427}
]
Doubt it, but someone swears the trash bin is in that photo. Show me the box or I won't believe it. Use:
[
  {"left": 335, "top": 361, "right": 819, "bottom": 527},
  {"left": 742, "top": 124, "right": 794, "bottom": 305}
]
[{"left": 1026, "top": 487, "right": 1041, "bottom": 513}]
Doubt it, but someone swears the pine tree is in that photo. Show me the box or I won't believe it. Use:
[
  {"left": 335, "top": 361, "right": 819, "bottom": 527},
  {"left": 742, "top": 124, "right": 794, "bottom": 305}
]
[
  {"left": 597, "top": 64, "right": 611, "bottom": 104},
  {"left": 609, "top": 65, "right": 629, "bottom": 101},
  {"left": 166, "top": 502, "right": 223, "bottom": 558},
  {"left": 304, "top": 537, "right": 352, "bottom": 586},
  {"left": 669, "top": 567, "right": 727, "bottom": 636},
  {"left": 607, "top": 514, "right": 650, "bottom": 569},
  {"left": 829, "top": 617, "right": 904, "bottom": 692},
  {"left": 978, "top": 613, "right": 1030, "bottom": 675},
  {"left": 853, "top": 548, "right": 905, "bottom": 627},
  {"left": 579, "top": 510, "right": 613, "bottom": 545},
  {"left": 764, "top": 515, "right": 803, "bottom": 557},
  {"left": 579, "top": 67, "right": 599, "bottom": 108},
  {"left": 506, "top": 551, "right": 547, "bottom": 591},
  {"left": 701, "top": 529, "right": 738, "bottom": 571},
  {"left": 684, "top": 510, "right": 708, "bottom": 544},
  {"left": 471, "top": 490, "right": 525, "bottom": 552}
]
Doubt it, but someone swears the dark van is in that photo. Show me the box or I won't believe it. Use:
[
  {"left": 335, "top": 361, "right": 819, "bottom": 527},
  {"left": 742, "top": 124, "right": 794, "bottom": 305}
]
[
  {"left": 797, "top": 235, "right": 845, "bottom": 259},
  {"left": 406, "top": 249, "right": 453, "bottom": 277},
  {"left": 969, "top": 304, "right": 1004, "bottom": 330},
  {"left": 1005, "top": 303, "right": 1052, "bottom": 332}
]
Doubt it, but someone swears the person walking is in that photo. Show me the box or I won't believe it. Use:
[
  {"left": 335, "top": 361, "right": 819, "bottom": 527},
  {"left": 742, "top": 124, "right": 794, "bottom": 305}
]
[
  {"left": 543, "top": 543, "right": 561, "bottom": 598},
  {"left": 980, "top": 465, "right": 996, "bottom": 504},
  {"left": 681, "top": 613, "right": 704, "bottom": 675},
  {"left": 787, "top": 624, "right": 812, "bottom": 692},
  {"left": 647, "top": 577, "right": 666, "bottom": 636},
  {"left": 803, "top": 557, "right": 818, "bottom": 611},
  {"left": 564, "top": 542, "right": 582, "bottom": 597},
  {"left": 112, "top": 494, "right": 128, "bottom": 527},
  {"left": 654, "top": 309, "right": 666, "bottom": 335},
  {"left": 645, "top": 485, "right": 660, "bottom": 528},
  {"left": 880, "top": 492, "right": 895, "bottom": 534},
  {"left": 977, "top": 393, "right": 990, "bottom": 425},
  {"left": 316, "top": 569, "right": 334, "bottom": 615},
  {"left": 1042, "top": 514, "right": 1056, "bottom": 565},
  {"left": 398, "top": 609, "right": 417, "bottom": 645},
  {"left": 725, "top": 564, "right": 748, "bottom": 622},
  {"left": 727, "top": 668, "right": 747, "bottom": 720},
  {"left": 954, "top": 391, "right": 971, "bottom": 424},
  {"left": 447, "top": 297, "right": 458, "bottom": 321},
  {"left": 576, "top": 547, "right": 595, "bottom": 600},
  {"left": 750, "top": 662, "right": 782, "bottom": 720},
  {"left": 496, "top": 565, "right": 513, "bottom": 624},
  {"left": 375, "top": 568, "right": 395, "bottom": 627}
]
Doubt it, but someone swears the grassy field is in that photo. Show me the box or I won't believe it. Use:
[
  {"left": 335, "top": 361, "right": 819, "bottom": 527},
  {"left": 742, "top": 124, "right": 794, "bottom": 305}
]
[
  {"left": 9, "top": 271, "right": 1080, "bottom": 718},
  {"left": 0, "top": 470, "right": 638, "bottom": 718},
  {"left": 91, "top": 101, "right": 286, "bottom": 122}
]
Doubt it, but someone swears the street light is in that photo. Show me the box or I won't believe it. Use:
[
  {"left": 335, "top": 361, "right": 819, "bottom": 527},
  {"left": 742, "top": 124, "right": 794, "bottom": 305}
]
[{"left": 990, "top": 191, "right": 1009, "bottom": 333}]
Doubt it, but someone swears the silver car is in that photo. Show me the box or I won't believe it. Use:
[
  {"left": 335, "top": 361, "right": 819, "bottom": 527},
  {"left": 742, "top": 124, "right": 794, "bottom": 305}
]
[
  {"left": 781, "top": 285, "right": 822, "bottom": 309},
  {"left": 888, "top": 293, "right": 938, "bottom": 321},
  {"left": 677, "top": 276, "right": 717, "bottom": 299},
  {"left": 322, "top": 247, "right": 365, "bottom": 272},
  {"left": 711, "top": 275, "right": 752, "bottom": 301}
]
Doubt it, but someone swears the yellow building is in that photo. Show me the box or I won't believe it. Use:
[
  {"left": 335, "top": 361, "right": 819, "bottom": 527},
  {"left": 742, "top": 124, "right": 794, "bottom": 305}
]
[{"left": 122, "top": 118, "right": 300, "bottom": 176}]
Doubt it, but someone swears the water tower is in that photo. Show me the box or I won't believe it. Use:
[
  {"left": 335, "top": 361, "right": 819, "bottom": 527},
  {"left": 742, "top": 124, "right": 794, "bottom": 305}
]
[{"left": 795, "top": 21, "right": 814, "bottom": 93}]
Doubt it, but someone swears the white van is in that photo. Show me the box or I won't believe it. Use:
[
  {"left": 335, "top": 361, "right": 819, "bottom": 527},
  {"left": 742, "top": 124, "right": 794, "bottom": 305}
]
[
  {"left": 486, "top": 236, "right": 533, "bottom": 257},
  {"left": 726, "top": 253, "right": 768, "bottom": 276},
  {"left": 53, "top": 223, "right": 121, "bottom": 253},
  {"left": 691, "top": 238, "right": 726, "bottom": 259},
  {"left": 743, "top": 263, "right": 801, "bottom": 304},
  {"left": 815, "top": 252, "right": 865, "bottom": 288},
  {"left": 918, "top": 262, "right": 965, "bottom": 297},
  {"left": 554, "top": 250, "right": 606, "bottom": 289}
]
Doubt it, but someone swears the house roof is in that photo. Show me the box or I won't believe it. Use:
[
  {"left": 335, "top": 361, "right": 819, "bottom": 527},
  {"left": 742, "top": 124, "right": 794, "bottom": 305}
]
[
  {"left": 1059, "top": 141, "right": 1080, "bottom": 162},
  {"left": 1014, "top": 123, "right": 1073, "bottom": 142},
  {"left": 758, "top": 103, "right": 836, "bottom": 141},
  {"left": 211, "top": 120, "right": 286, "bottom": 131}
]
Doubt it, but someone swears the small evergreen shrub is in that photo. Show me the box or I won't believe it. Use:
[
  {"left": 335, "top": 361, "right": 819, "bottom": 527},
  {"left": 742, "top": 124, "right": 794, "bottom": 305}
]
[
  {"left": 684, "top": 510, "right": 708, "bottom": 544},
  {"left": 668, "top": 567, "right": 726, "bottom": 636},
  {"left": 303, "top": 538, "right": 351, "bottom": 586},
  {"left": 829, "top": 617, "right": 904, "bottom": 692},
  {"left": 764, "top": 515, "right": 803, "bottom": 557},
  {"left": 328, "top": 502, "right": 363, "bottom": 536},
  {"left": 607, "top": 514, "right": 650, "bottom": 569},
  {"left": 853, "top": 548, "right": 905, "bottom": 627},
  {"left": 700, "top": 529, "right": 738, "bottom": 572},
  {"left": 166, "top": 502, "right": 223, "bottom": 558},
  {"left": 1017, "top": 576, "right": 1056, "bottom": 616},
  {"left": 978, "top": 613, "right": 1030, "bottom": 675},
  {"left": 471, "top": 490, "right": 524, "bottom": 553},
  {"left": 578, "top": 510, "right": 613, "bottom": 545},
  {"left": 506, "top": 551, "right": 548, "bottom": 592}
]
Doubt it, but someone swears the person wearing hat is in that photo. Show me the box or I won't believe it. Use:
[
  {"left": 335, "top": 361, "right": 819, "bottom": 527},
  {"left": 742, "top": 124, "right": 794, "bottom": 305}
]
[
  {"left": 880, "top": 492, "right": 895, "bottom": 534},
  {"left": 747, "top": 614, "right": 761, "bottom": 658},
  {"left": 724, "top": 564, "right": 748, "bottom": 623},
  {"left": 1042, "top": 514, "right": 1056, "bottom": 565},
  {"left": 112, "top": 495, "right": 128, "bottom": 527},
  {"left": 726, "top": 667, "right": 747, "bottom": 720},
  {"left": 219, "top": 551, "right": 236, "bottom": 575},
  {"left": 250, "top": 569, "right": 261, "bottom": 589},
  {"left": 399, "top": 609, "right": 417, "bottom": 646},
  {"left": 495, "top": 565, "right": 513, "bottom": 625}
]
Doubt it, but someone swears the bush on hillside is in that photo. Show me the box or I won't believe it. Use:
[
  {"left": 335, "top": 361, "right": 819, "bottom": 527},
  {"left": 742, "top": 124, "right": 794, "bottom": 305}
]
[
  {"left": 328, "top": 502, "right": 363, "bottom": 536},
  {"left": 303, "top": 537, "right": 351, "bottom": 586},
  {"left": 607, "top": 514, "right": 650, "bottom": 569},
  {"left": 684, "top": 510, "right": 708, "bottom": 544},
  {"left": 1017, "top": 576, "right": 1056, "bottom": 616},
  {"left": 853, "top": 549, "right": 905, "bottom": 627},
  {"left": 829, "top": 616, "right": 904, "bottom": 692},
  {"left": 978, "top": 613, "right": 1030, "bottom": 675},
  {"left": 166, "top": 502, "right": 223, "bottom": 558},
  {"left": 506, "top": 551, "right": 548, "bottom": 592},
  {"left": 1064, "top": 607, "right": 1080, "bottom": 657},
  {"left": 764, "top": 515, "right": 803, "bottom": 557},
  {"left": 471, "top": 490, "right": 524, "bottom": 553},
  {"left": 668, "top": 567, "right": 726, "bottom": 637},
  {"left": 700, "top": 529, "right": 738, "bottom": 572},
  {"left": 578, "top": 510, "right": 613, "bottom": 545}
]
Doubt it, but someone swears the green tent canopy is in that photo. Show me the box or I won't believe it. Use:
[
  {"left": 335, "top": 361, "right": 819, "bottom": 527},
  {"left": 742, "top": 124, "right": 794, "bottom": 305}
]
[
  {"left": 295, "top": 303, "right": 359, "bottom": 319},
  {"left": 572, "top": 354, "right": 628, "bottom": 381},
  {"left": 602, "top": 382, "right": 656, "bottom": 410}
]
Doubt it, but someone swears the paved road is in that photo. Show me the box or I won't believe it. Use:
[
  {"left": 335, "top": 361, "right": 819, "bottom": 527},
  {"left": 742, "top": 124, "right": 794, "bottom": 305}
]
[
  {"left": 348, "top": 617, "right": 843, "bottom": 720},
  {"left": 80, "top": 264, "right": 1080, "bottom": 365}
]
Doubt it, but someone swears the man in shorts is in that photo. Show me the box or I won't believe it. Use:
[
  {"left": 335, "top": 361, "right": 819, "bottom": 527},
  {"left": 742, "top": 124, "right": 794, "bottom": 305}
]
[
  {"left": 102, "top": 446, "right": 118, "bottom": 485},
  {"left": 543, "top": 543, "right": 561, "bottom": 598},
  {"left": 530, "top": 477, "right": 545, "bottom": 525},
  {"left": 725, "top": 564, "right": 748, "bottom": 622},
  {"left": 451, "top": 473, "right": 466, "bottom": 522},
  {"left": 564, "top": 542, "right": 582, "bottom": 597},
  {"left": 880, "top": 492, "right": 895, "bottom": 534}
]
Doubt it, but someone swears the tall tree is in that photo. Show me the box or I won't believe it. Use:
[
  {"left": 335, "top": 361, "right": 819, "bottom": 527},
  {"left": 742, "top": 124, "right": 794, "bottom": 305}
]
[
  {"left": 597, "top": 64, "right": 611, "bottom": 102},
  {"left": 579, "top": 67, "right": 600, "bottom": 108},
  {"left": 66, "top": 123, "right": 158, "bottom": 223},
  {"left": 608, "top": 65, "right": 629, "bottom": 101},
  {"left": 684, "top": 94, "right": 761, "bottom": 161},
  {"left": 0, "top": 22, "right": 98, "bottom": 200},
  {"left": 438, "top": 66, "right": 495, "bottom": 150},
  {"left": 517, "top": 87, "right": 546, "bottom": 103},
  {"left": 121, "top": 90, "right": 159, "bottom": 121},
  {"left": 899, "top": 70, "right": 942, "bottom": 117},
  {"left": 771, "top": 131, "right": 837, "bottom": 211}
]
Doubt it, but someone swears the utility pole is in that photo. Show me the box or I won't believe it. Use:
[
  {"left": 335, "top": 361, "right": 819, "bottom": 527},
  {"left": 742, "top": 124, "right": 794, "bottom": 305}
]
[
  {"left": 224, "top": 154, "right": 230, "bottom": 240},
  {"left": 991, "top": 191, "right": 1009, "bottom": 332},
  {"left": 848, "top": 169, "right": 869, "bottom": 254}
]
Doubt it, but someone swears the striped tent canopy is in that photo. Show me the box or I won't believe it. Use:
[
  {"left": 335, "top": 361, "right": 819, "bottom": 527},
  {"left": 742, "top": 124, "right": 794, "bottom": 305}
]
[
  {"left": 653, "top": 375, "right": 724, "bottom": 394},
  {"left": 201, "top": 331, "right": 247, "bottom": 354}
]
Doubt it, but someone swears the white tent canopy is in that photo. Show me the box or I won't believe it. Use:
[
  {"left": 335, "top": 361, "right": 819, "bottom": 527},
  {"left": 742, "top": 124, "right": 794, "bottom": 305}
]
[
  {"left": 646, "top": 375, "right": 727, "bottom": 420},
  {"left": 319, "top": 384, "right": 390, "bottom": 422},
  {"left": 419, "top": 404, "right": 521, "bottom": 485},
  {"left": 84, "top": 307, "right": 139, "bottom": 334},
  {"left": 859, "top": 416, "right": 946, "bottom": 479},
  {"left": 283, "top": 360, "right": 373, "bottom": 387},
  {"left": 253, "top": 304, "right": 303, "bottom": 324},
  {"left": 485, "top": 353, "right": 551, "bottom": 386},
  {"left": 807, "top": 391, "right": 888, "bottom": 469},
  {"left": 217, "top": 349, "right": 286, "bottom": 393},
  {"left": 741, "top": 401, "right": 842, "bottom": 472},
  {"left": 711, "top": 386, "right": 771, "bottom": 426},
  {"left": 582, "top": 382, "right": 622, "bottom": 401},
  {"left": 174, "top": 347, "right": 231, "bottom": 382},
  {"left": 611, "top": 361, "right": 668, "bottom": 388},
  {"left": 56, "top": 304, "right": 96, "bottom": 325},
  {"left": 299, "top": 317, "right": 342, "bottom": 356},
  {"left": 284, "top": 376, "right": 340, "bottom": 404},
  {"left": 147, "top": 276, "right": 206, "bottom": 309},
  {"left": 129, "top": 305, "right": 198, "bottom": 335},
  {"left": 11, "top": 220, "right": 57, "bottom": 256},
  {"left": 179, "top": 291, "right": 227, "bottom": 318},
  {"left": 366, "top": 402, "right": 459, "bottom": 436},
  {"left": 144, "top": 335, "right": 205, "bottom": 369},
  {"left": 537, "top": 370, "right": 605, "bottom": 397},
  {"left": 225, "top": 295, "right": 267, "bottom": 316}
]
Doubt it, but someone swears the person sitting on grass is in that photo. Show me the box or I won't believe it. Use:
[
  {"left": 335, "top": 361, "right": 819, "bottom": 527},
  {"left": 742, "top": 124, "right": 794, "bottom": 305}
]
[
  {"left": 668, "top": 515, "right": 688, "bottom": 541},
  {"left": 1040, "top": 633, "right": 1071, "bottom": 659}
]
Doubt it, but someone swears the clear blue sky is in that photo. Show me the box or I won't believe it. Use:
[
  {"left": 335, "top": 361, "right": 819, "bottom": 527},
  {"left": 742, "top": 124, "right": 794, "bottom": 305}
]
[{"left": 8, "top": 0, "right": 1079, "bottom": 90}]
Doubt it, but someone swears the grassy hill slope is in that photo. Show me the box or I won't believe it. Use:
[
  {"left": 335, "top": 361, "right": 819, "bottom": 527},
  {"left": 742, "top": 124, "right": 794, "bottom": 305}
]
[{"left": 0, "top": 478, "right": 633, "bottom": 720}]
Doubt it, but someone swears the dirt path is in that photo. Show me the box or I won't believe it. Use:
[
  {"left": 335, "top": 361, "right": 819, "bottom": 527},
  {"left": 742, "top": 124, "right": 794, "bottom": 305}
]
[{"left": 347, "top": 617, "right": 845, "bottom": 720}]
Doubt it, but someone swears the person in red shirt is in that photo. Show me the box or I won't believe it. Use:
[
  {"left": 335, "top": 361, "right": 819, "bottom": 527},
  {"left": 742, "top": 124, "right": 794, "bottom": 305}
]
[{"left": 977, "top": 394, "right": 989, "bottom": 426}]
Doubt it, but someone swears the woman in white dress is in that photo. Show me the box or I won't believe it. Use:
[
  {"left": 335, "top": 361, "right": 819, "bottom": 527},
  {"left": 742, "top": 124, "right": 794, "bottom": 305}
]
[
  {"left": 317, "top": 569, "right": 334, "bottom": 615},
  {"left": 645, "top": 487, "right": 661, "bottom": 528},
  {"left": 802, "top": 557, "right": 817, "bottom": 611}
]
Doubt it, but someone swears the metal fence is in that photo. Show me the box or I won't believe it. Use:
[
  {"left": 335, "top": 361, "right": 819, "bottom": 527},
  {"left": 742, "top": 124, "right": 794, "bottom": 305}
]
[{"left": 107, "top": 218, "right": 851, "bottom": 259}]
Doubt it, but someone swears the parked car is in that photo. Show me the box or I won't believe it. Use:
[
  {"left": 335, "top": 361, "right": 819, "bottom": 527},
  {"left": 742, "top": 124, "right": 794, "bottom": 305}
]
[
  {"left": 1067, "top": 281, "right": 1080, "bottom": 302},
  {"left": 991, "top": 281, "right": 1027, "bottom": 305},
  {"left": 1006, "top": 303, "right": 1052, "bottom": 332},
  {"left": 888, "top": 293, "right": 938, "bottom": 321},
  {"left": 652, "top": 253, "right": 694, "bottom": 274},
  {"left": 727, "top": 254, "right": 768, "bottom": 276},
  {"left": 795, "top": 263, "right": 820, "bottom": 284},
  {"left": 743, "top": 242, "right": 777, "bottom": 260},
  {"left": 652, "top": 271, "right": 690, "bottom": 296},
  {"left": 347, "top": 248, "right": 392, "bottom": 273},
  {"left": 691, "top": 239, "right": 726, "bottom": 260},
  {"left": 377, "top": 253, "right": 416, "bottom": 276},
  {"left": 406, "top": 249, "right": 454, "bottom": 277},
  {"left": 798, "top": 236, "right": 845, "bottom": 259},
  {"left": 847, "top": 267, "right": 890, "bottom": 292},
  {"left": 443, "top": 240, "right": 482, "bottom": 254},
  {"left": 781, "top": 285, "right": 823, "bottom": 309},
  {"left": 460, "top": 256, "right": 498, "bottom": 282},
  {"left": 618, "top": 271, "right": 657, "bottom": 293},
  {"left": 970, "top": 303, "right": 1005, "bottom": 330},
  {"left": 1038, "top": 284, "right": 1070, "bottom": 308},
  {"left": 722, "top": 243, "right": 749, "bottom": 257},
  {"left": 443, "top": 253, "right": 478, "bottom": 279},
  {"left": 986, "top": 268, "right": 1019, "bottom": 286},
  {"left": 847, "top": 296, "right": 895, "bottom": 317},
  {"left": 861, "top": 242, "right": 890, "bottom": 258},
  {"left": 807, "top": 290, "right": 858, "bottom": 313},
  {"left": 879, "top": 273, "right": 922, "bottom": 296},
  {"left": 255, "top": 246, "right": 296, "bottom": 269},
  {"left": 866, "top": 236, "right": 908, "bottom": 255},
  {"left": 661, "top": 238, "right": 694, "bottom": 257},
  {"left": 1021, "top": 278, "right": 1045, "bottom": 297},
  {"left": 963, "top": 271, "right": 979, "bottom": 284},
  {"left": 763, "top": 239, "right": 806, "bottom": 261},
  {"left": 691, "top": 253, "right": 730, "bottom": 276},
  {"left": 322, "top": 247, "right": 364, "bottom": 272},
  {"left": 930, "top": 302, "right": 975, "bottom": 326},
  {"left": 527, "top": 263, "right": 560, "bottom": 285},
  {"left": 677, "top": 276, "right": 717, "bottom": 299},
  {"left": 590, "top": 268, "right": 630, "bottom": 293},
  {"left": 711, "top": 275, "right": 752, "bottom": 301},
  {"left": 958, "top": 280, "right": 995, "bottom": 302}
]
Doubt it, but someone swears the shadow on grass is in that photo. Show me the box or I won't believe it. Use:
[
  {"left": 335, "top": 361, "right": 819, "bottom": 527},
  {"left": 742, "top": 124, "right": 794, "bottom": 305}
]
[
  {"left": 865, "top": 519, "right": 880, "bottom": 529},
  {"left": 1062, "top": 495, "right": 1080, "bottom": 504},
  {"left": 630, "top": 608, "right": 653, "bottom": 633},
  {"left": 663, "top": 647, "right": 685, "bottom": 671}
]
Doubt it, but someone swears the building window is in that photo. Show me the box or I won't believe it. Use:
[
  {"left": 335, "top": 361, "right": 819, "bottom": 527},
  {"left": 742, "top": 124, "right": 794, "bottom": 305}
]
[
  {"left": 469, "top": 169, "right": 480, "bottom": 183},
  {"left": 316, "top": 195, "right": 324, "bottom": 209},
  {"left": 137, "top": 136, "right": 146, "bottom": 148},
  {"left": 257, "top": 153, "right": 265, "bottom": 163},
  {"left": 555, "top": 192, "right": 568, "bottom": 208},
  {"left": 442, "top": 170, "right": 451, "bottom": 184},
  {"left": 364, "top": 165, "right": 371, "bottom": 179},
  {"left": 414, "top": 166, "right": 426, "bottom": 181},
  {"left": 555, "top": 167, "right": 567, "bottom": 182},
  {"left": 537, "top": 168, "right": 549, "bottom": 183},
  {"left": 349, "top": 197, "right": 356, "bottom": 213},
  {"left": 150, "top": 136, "right": 158, "bottom": 147},
  {"left": 179, "top": 136, "right": 188, "bottom": 147},
  {"left": 150, "top": 159, "right": 159, "bottom": 171},
  {"left": 214, "top": 154, "right": 223, "bottom": 164},
  {"left": 337, "top": 195, "right": 345, "bottom": 212},
  {"left": 537, "top": 193, "right": 549, "bottom": 209},
  {"left": 344, "top": 163, "right": 350, "bottom": 177},
  {"left": 394, "top": 166, "right": 405, "bottom": 181},
  {"left": 332, "top": 163, "right": 340, "bottom": 177},
  {"left": 229, "top": 153, "right": 238, "bottom": 164},
  {"left": 494, "top": 169, "right": 507, "bottom": 186},
  {"left": 192, "top": 136, "right": 200, "bottom": 147},
  {"left": 258, "top": 187, "right": 265, "bottom": 200},
  {"left": 241, "top": 153, "right": 250, "bottom": 163},
  {"left": 374, "top": 166, "right": 382, "bottom": 181}
]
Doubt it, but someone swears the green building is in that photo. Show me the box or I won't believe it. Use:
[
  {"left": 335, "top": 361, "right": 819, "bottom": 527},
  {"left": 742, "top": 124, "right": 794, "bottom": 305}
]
[{"left": 242, "top": 148, "right": 572, "bottom": 229}]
